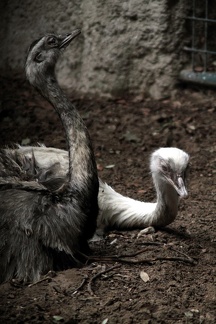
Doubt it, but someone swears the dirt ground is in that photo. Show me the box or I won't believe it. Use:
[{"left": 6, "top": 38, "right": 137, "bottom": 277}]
[{"left": 0, "top": 75, "right": 215, "bottom": 323}]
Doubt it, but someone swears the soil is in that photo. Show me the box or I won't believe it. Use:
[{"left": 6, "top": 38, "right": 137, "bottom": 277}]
[{"left": 0, "top": 75, "right": 215, "bottom": 324}]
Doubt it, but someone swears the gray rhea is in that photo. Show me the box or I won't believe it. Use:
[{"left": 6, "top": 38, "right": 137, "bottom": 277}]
[{"left": 0, "top": 30, "right": 99, "bottom": 283}]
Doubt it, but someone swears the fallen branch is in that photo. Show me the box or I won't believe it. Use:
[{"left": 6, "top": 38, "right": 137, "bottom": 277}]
[
  {"left": 168, "top": 246, "right": 197, "bottom": 264},
  {"left": 28, "top": 276, "right": 52, "bottom": 288},
  {"left": 71, "top": 276, "right": 88, "bottom": 295},
  {"left": 114, "top": 256, "right": 196, "bottom": 265},
  {"left": 87, "top": 264, "right": 121, "bottom": 296},
  {"left": 116, "top": 244, "right": 163, "bottom": 258},
  {"left": 28, "top": 270, "right": 56, "bottom": 288},
  {"left": 86, "top": 246, "right": 159, "bottom": 263},
  {"left": 86, "top": 245, "right": 196, "bottom": 265}
]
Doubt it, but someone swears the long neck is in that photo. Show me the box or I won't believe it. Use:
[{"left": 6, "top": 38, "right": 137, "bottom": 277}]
[
  {"left": 149, "top": 175, "right": 179, "bottom": 227},
  {"left": 98, "top": 177, "right": 179, "bottom": 229},
  {"left": 37, "top": 75, "right": 97, "bottom": 188}
]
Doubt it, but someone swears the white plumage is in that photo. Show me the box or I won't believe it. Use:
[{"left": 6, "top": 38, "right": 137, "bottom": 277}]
[{"left": 97, "top": 148, "right": 189, "bottom": 231}]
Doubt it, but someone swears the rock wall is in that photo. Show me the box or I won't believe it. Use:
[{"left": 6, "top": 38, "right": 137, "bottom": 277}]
[{"left": 0, "top": 0, "right": 190, "bottom": 99}]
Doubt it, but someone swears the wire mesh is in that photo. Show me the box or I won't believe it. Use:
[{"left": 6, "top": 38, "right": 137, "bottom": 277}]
[{"left": 184, "top": 0, "right": 216, "bottom": 73}]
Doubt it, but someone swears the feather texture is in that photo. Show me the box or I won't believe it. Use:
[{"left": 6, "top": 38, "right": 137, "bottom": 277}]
[
  {"left": 15, "top": 146, "right": 189, "bottom": 231},
  {"left": 0, "top": 31, "right": 99, "bottom": 283}
]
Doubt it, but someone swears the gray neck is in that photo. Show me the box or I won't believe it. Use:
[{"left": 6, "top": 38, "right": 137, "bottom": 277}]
[{"left": 37, "top": 75, "right": 96, "bottom": 187}]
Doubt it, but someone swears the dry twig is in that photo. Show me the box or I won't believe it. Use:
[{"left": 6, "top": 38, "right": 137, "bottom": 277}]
[
  {"left": 114, "top": 256, "right": 196, "bottom": 265},
  {"left": 28, "top": 271, "right": 56, "bottom": 288},
  {"left": 168, "top": 246, "right": 197, "bottom": 263},
  {"left": 28, "top": 276, "right": 52, "bottom": 288},
  {"left": 71, "top": 276, "right": 88, "bottom": 294},
  {"left": 87, "top": 264, "right": 121, "bottom": 296},
  {"left": 87, "top": 246, "right": 196, "bottom": 265}
]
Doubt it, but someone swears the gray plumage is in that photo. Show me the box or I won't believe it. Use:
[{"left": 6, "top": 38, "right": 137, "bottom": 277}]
[{"left": 0, "top": 30, "right": 99, "bottom": 283}]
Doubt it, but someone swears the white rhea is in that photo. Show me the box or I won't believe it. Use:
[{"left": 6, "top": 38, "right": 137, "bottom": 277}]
[{"left": 97, "top": 147, "right": 189, "bottom": 231}]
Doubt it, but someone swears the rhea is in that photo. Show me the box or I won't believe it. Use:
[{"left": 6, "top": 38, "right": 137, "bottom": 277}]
[
  {"left": 98, "top": 147, "right": 189, "bottom": 232},
  {"left": 15, "top": 146, "right": 189, "bottom": 232},
  {"left": 0, "top": 30, "right": 99, "bottom": 283}
]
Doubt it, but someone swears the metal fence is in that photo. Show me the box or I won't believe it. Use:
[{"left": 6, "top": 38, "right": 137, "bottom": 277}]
[{"left": 180, "top": 0, "right": 216, "bottom": 86}]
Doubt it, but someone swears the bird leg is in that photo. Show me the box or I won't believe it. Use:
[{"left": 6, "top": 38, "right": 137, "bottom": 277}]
[{"left": 137, "top": 226, "right": 156, "bottom": 238}]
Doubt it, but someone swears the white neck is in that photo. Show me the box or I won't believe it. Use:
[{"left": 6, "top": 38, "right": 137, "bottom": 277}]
[{"left": 97, "top": 177, "right": 179, "bottom": 230}]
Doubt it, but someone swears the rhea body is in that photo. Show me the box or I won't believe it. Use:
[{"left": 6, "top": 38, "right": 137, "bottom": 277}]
[
  {"left": 15, "top": 146, "right": 189, "bottom": 231},
  {"left": 0, "top": 30, "right": 99, "bottom": 283},
  {"left": 98, "top": 147, "right": 189, "bottom": 230}
]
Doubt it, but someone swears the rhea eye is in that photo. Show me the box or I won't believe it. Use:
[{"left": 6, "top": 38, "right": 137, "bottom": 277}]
[
  {"left": 47, "top": 36, "right": 57, "bottom": 46},
  {"left": 160, "top": 160, "right": 169, "bottom": 173},
  {"left": 161, "top": 164, "right": 168, "bottom": 173},
  {"left": 35, "top": 52, "right": 43, "bottom": 62}
]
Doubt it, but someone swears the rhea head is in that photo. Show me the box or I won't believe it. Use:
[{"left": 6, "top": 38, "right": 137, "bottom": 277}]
[
  {"left": 25, "top": 29, "right": 81, "bottom": 90},
  {"left": 150, "top": 147, "right": 189, "bottom": 198}
]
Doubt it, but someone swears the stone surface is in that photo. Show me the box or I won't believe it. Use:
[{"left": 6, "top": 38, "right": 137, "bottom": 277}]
[{"left": 0, "top": 0, "right": 190, "bottom": 99}]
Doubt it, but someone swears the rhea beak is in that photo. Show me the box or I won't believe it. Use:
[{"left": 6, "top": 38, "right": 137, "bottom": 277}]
[
  {"left": 59, "top": 29, "right": 81, "bottom": 49},
  {"left": 169, "top": 175, "right": 188, "bottom": 198}
]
